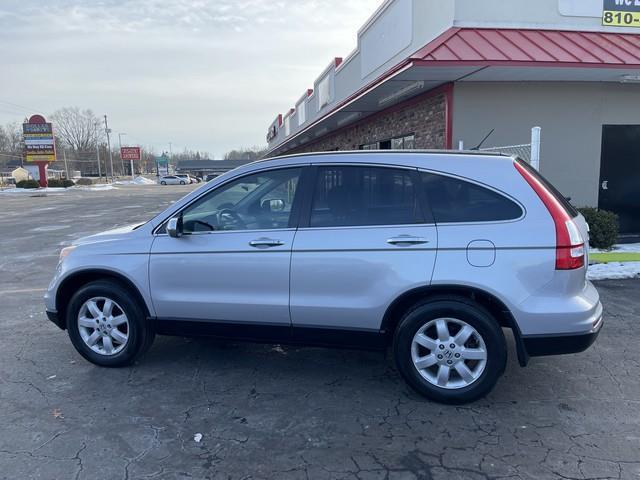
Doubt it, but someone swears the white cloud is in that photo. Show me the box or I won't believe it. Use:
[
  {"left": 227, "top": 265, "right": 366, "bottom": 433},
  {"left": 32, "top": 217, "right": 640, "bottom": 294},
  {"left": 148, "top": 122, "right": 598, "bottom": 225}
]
[{"left": 0, "top": 0, "right": 377, "bottom": 156}]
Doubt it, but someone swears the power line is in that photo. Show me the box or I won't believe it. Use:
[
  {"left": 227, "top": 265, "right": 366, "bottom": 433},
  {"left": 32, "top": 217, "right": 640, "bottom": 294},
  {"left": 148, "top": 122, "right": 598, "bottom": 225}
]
[{"left": 0, "top": 99, "right": 45, "bottom": 114}]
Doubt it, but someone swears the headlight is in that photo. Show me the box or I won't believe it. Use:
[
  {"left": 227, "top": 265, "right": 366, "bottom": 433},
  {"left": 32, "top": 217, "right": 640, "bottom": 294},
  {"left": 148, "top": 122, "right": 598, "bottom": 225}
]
[{"left": 59, "top": 246, "right": 76, "bottom": 262}]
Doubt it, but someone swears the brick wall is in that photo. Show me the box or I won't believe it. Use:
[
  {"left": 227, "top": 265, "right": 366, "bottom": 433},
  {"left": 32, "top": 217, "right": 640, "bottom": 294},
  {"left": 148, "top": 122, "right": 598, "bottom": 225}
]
[{"left": 285, "top": 91, "right": 447, "bottom": 155}]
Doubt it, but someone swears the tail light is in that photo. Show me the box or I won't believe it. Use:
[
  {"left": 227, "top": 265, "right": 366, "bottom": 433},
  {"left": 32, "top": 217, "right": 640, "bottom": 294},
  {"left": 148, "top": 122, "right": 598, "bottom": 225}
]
[{"left": 514, "top": 162, "right": 585, "bottom": 270}]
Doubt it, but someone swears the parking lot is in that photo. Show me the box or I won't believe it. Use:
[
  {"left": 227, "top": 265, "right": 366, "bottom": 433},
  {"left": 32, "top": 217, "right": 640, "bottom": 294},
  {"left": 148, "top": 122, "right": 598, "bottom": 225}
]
[{"left": 0, "top": 184, "right": 638, "bottom": 480}]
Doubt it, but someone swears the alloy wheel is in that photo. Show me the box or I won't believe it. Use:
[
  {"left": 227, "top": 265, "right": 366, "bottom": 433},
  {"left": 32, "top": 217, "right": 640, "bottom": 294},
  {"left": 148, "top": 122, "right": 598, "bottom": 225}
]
[
  {"left": 77, "top": 297, "right": 129, "bottom": 356},
  {"left": 411, "top": 317, "right": 487, "bottom": 390}
]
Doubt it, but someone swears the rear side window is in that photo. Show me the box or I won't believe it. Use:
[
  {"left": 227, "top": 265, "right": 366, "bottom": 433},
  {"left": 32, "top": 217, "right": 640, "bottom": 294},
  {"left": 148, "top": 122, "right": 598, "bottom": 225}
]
[
  {"left": 310, "top": 166, "right": 422, "bottom": 227},
  {"left": 516, "top": 159, "right": 578, "bottom": 218},
  {"left": 422, "top": 172, "right": 522, "bottom": 223}
]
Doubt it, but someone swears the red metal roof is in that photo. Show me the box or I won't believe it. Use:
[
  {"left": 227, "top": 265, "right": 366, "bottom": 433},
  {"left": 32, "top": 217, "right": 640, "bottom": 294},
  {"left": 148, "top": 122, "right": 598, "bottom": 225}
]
[{"left": 412, "top": 28, "right": 640, "bottom": 66}]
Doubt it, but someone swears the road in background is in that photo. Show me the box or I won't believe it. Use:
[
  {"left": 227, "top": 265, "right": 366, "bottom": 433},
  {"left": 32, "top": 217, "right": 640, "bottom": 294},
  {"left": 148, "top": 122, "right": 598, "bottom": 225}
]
[{"left": 0, "top": 185, "right": 638, "bottom": 479}]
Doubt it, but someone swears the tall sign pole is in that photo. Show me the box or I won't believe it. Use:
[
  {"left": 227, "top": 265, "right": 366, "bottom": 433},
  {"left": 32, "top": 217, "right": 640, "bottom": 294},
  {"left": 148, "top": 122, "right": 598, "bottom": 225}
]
[
  {"left": 104, "top": 115, "right": 114, "bottom": 182},
  {"left": 118, "top": 133, "right": 127, "bottom": 176}
]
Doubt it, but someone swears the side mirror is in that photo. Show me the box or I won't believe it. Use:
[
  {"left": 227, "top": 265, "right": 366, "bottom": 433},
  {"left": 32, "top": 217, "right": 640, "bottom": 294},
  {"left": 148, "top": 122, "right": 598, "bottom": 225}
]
[
  {"left": 166, "top": 215, "right": 183, "bottom": 238},
  {"left": 261, "top": 198, "right": 285, "bottom": 212}
]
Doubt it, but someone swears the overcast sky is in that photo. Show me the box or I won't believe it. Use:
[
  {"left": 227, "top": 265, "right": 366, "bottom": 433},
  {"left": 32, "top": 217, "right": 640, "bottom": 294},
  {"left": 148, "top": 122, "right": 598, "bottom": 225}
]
[{"left": 0, "top": 0, "right": 376, "bottom": 157}]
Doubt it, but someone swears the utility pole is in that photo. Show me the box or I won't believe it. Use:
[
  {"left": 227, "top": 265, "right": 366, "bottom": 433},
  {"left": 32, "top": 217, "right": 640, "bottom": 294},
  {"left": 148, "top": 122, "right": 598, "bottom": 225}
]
[
  {"left": 104, "top": 115, "right": 114, "bottom": 182},
  {"left": 168, "top": 142, "right": 173, "bottom": 174},
  {"left": 94, "top": 122, "right": 102, "bottom": 182}
]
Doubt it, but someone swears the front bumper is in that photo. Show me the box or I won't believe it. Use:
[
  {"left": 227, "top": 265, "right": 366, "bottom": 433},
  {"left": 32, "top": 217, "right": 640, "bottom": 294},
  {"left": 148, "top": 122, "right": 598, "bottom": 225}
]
[
  {"left": 46, "top": 310, "right": 66, "bottom": 330},
  {"left": 522, "top": 308, "right": 603, "bottom": 357}
]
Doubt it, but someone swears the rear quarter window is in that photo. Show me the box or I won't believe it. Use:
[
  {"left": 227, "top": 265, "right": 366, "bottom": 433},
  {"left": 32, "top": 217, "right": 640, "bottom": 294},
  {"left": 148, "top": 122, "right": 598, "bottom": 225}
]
[{"left": 422, "top": 172, "right": 523, "bottom": 223}]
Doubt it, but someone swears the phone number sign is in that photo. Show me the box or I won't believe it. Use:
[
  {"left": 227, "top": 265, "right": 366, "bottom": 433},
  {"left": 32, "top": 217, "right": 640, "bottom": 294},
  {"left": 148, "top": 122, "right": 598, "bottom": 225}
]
[{"left": 603, "top": 0, "right": 640, "bottom": 27}]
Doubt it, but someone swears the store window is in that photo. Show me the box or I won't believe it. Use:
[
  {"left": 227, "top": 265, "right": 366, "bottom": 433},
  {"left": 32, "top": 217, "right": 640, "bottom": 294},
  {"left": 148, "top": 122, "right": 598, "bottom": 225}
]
[
  {"left": 359, "top": 134, "right": 415, "bottom": 151},
  {"left": 392, "top": 134, "right": 415, "bottom": 149}
]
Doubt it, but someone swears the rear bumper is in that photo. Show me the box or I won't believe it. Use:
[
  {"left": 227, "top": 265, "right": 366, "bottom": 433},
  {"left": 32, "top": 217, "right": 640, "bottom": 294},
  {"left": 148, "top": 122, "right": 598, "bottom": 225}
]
[
  {"left": 522, "top": 308, "right": 603, "bottom": 357},
  {"left": 46, "top": 310, "right": 65, "bottom": 330}
]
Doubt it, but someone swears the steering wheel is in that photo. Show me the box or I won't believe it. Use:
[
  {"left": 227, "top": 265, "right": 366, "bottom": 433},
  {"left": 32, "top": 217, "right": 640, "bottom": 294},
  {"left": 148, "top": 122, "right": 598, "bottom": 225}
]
[{"left": 216, "top": 208, "right": 246, "bottom": 230}]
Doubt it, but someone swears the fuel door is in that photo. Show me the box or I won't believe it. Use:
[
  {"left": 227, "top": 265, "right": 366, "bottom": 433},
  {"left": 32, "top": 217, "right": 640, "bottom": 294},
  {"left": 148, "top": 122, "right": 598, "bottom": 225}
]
[{"left": 467, "top": 240, "right": 496, "bottom": 268}]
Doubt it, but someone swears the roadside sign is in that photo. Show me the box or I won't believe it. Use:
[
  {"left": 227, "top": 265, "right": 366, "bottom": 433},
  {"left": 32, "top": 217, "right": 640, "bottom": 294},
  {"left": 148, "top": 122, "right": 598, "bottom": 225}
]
[
  {"left": 603, "top": 0, "right": 640, "bottom": 27},
  {"left": 120, "top": 147, "right": 141, "bottom": 161},
  {"left": 23, "top": 116, "right": 56, "bottom": 163}
]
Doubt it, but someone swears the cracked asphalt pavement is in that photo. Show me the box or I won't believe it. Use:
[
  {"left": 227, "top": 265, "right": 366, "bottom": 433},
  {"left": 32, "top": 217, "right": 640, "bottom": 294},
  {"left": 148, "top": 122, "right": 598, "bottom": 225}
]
[{"left": 0, "top": 185, "right": 639, "bottom": 480}]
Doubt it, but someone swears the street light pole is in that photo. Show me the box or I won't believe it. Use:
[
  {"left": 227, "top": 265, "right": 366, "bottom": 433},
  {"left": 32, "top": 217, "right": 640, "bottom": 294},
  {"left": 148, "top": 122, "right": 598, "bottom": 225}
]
[
  {"left": 104, "top": 115, "right": 114, "bottom": 182},
  {"left": 118, "top": 132, "right": 125, "bottom": 176}
]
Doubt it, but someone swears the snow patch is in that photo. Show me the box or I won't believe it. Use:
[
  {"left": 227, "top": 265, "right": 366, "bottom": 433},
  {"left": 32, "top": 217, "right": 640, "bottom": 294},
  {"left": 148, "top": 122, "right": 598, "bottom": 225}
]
[
  {"left": 0, "top": 187, "right": 67, "bottom": 194},
  {"left": 75, "top": 184, "right": 116, "bottom": 191},
  {"left": 588, "top": 262, "right": 640, "bottom": 281},
  {"left": 113, "top": 176, "right": 155, "bottom": 185},
  {"left": 591, "top": 243, "right": 640, "bottom": 254}
]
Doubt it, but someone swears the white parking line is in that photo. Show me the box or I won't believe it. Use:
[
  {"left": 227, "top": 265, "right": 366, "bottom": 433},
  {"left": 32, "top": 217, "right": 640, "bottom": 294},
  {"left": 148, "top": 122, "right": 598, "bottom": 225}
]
[{"left": 0, "top": 288, "right": 47, "bottom": 295}]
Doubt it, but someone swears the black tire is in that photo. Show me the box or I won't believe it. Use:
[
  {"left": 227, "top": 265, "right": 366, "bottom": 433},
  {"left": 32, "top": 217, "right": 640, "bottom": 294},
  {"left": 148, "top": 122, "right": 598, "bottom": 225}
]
[
  {"left": 393, "top": 296, "right": 506, "bottom": 404},
  {"left": 161, "top": 181, "right": 166, "bottom": 185},
  {"left": 66, "top": 280, "right": 155, "bottom": 367},
  {"left": 180, "top": 181, "right": 185, "bottom": 185}
]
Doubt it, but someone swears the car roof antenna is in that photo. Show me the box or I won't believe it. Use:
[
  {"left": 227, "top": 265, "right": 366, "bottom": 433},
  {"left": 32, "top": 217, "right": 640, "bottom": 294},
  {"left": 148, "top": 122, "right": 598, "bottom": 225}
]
[{"left": 470, "top": 129, "right": 495, "bottom": 151}]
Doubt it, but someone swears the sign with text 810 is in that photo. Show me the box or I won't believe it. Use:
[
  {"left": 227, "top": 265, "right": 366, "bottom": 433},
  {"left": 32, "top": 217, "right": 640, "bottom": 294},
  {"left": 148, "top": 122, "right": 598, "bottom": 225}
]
[{"left": 603, "top": 0, "right": 640, "bottom": 27}]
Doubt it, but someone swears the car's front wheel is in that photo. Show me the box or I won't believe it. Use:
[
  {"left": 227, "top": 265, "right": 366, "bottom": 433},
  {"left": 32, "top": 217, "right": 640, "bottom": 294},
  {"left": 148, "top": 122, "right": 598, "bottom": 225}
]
[
  {"left": 66, "top": 281, "right": 154, "bottom": 367},
  {"left": 393, "top": 297, "right": 506, "bottom": 404},
  {"left": 160, "top": 181, "right": 166, "bottom": 185}
]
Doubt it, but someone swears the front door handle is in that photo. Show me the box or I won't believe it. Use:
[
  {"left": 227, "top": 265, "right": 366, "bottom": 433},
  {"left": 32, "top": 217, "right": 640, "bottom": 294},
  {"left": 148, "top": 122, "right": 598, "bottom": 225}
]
[
  {"left": 387, "top": 236, "right": 429, "bottom": 246},
  {"left": 249, "top": 238, "right": 284, "bottom": 248}
]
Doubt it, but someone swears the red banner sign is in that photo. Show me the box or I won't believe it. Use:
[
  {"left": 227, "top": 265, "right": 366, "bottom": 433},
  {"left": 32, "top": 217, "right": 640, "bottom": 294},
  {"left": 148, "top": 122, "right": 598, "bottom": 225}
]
[{"left": 120, "top": 147, "right": 141, "bottom": 161}]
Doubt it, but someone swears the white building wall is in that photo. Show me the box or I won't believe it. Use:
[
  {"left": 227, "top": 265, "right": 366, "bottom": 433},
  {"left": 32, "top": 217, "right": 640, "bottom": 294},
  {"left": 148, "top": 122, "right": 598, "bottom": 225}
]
[
  {"left": 454, "top": 0, "right": 639, "bottom": 33},
  {"left": 452, "top": 82, "right": 640, "bottom": 207}
]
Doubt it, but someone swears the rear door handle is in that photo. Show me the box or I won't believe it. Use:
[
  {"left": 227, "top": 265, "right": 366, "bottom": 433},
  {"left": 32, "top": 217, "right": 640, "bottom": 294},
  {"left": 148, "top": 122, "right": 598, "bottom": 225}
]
[
  {"left": 249, "top": 238, "right": 284, "bottom": 248},
  {"left": 387, "top": 236, "right": 429, "bottom": 246}
]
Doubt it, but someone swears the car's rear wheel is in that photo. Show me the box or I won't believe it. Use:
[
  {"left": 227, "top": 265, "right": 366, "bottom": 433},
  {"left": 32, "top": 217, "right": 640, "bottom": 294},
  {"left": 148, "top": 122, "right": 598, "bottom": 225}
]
[
  {"left": 66, "top": 281, "right": 154, "bottom": 367},
  {"left": 180, "top": 181, "right": 185, "bottom": 185},
  {"left": 393, "top": 297, "right": 506, "bottom": 404}
]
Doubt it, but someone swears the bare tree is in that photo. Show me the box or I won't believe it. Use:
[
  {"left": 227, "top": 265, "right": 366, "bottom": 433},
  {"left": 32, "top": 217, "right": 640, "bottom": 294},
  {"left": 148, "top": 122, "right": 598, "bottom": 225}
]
[
  {"left": 224, "top": 146, "right": 268, "bottom": 161},
  {"left": 50, "top": 107, "right": 102, "bottom": 154},
  {"left": 0, "top": 122, "right": 23, "bottom": 168}
]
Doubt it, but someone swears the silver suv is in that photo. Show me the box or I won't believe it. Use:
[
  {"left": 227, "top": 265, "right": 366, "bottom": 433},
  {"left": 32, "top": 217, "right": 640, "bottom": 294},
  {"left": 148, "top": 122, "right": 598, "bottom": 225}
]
[{"left": 45, "top": 152, "right": 603, "bottom": 404}]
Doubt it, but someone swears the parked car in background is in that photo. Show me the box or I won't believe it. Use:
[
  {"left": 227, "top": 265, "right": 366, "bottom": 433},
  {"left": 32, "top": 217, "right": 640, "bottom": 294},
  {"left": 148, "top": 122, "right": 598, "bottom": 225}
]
[
  {"left": 158, "top": 175, "right": 186, "bottom": 185},
  {"left": 45, "top": 151, "right": 602, "bottom": 404},
  {"left": 176, "top": 174, "right": 195, "bottom": 184}
]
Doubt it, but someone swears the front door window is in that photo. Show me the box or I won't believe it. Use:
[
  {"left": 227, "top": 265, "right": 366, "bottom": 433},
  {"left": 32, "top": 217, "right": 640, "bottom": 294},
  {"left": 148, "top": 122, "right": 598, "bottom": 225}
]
[{"left": 180, "top": 168, "right": 301, "bottom": 233}]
